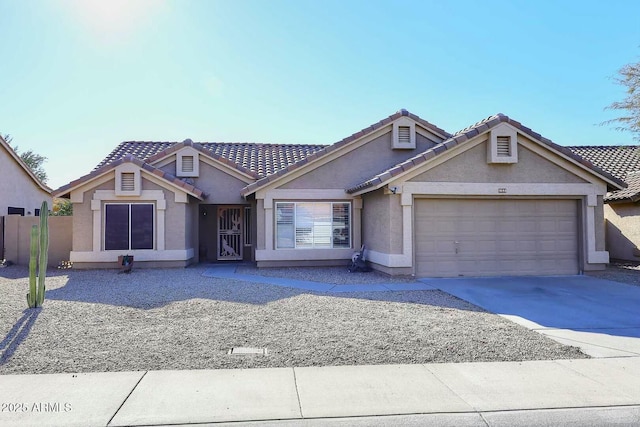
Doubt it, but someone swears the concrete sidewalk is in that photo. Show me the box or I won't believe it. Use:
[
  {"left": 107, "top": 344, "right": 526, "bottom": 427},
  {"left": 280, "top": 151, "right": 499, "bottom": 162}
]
[{"left": 1, "top": 357, "right": 639, "bottom": 426}]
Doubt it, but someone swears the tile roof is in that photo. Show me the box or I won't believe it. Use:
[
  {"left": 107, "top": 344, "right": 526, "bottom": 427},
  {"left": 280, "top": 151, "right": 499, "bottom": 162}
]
[
  {"left": 606, "top": 171, "right": 640, "bottom": 202},
  {"left": 54, "top": 155, "right": 205, "bottom": 199},
  {"left": 240, "top": 109, "right": 451, "bottom": 196},
  {"left": 347, "top": 114, "right": 626, "bottom": 194},
  {"left": 565, "top": 146, "right": 640, "bottom": 182},
  {"left": 566, "top": 145, "right": 640, "bottom": 202},
  {"left": 96, "top": 140, "right": 326, "bottom": 178}
]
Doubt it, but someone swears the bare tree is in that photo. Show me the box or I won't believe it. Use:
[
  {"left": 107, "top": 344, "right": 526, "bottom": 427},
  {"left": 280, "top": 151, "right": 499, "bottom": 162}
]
[{"left": 602, "top": 59, "right": 640, "bottom": 141}]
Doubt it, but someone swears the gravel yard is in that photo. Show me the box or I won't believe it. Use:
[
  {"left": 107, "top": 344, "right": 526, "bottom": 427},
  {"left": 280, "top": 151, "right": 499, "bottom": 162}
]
[
  {"left": 0, "top": 265, "right": 587, "bottom": 375},
  {"left": 586, "top": 263, "right": 640, "bottom": 287}
]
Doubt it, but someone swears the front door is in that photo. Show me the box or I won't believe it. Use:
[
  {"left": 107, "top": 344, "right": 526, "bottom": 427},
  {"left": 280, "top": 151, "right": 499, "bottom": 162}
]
[{"left": 218, "top": 206, "right": 243, "bottom": 261}]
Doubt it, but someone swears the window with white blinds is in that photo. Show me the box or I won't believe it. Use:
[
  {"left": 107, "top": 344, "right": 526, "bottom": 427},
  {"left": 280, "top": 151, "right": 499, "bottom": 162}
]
[{"left": 276, "top": 202, "right": 351, "bottom": 249}]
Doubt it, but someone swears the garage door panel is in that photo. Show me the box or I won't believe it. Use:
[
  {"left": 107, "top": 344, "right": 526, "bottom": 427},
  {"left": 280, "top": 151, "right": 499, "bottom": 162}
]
[{"left": 415, "top": 199, "right": 579, "bottom": 277}]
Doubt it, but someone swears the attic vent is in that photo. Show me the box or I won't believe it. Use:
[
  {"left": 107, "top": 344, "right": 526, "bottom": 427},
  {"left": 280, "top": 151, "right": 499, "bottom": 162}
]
[
  {"left": 496, "top": 136, "right": 511, "bottom": 157},
  {"left": 392, "top": 119, "right": 416, "bottom": 149},
  {"left": 182, "top": 155, "right": 194, "bottom": 173},
  {"left": 121, "top": 173, "right": 135, "bottom": 191},
  {"left": 398, "top": 126, "right": 411, "bottom": 145}
]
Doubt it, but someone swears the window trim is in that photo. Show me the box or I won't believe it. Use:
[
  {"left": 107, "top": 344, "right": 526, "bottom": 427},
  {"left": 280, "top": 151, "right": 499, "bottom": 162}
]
[
  {"left": 103, "top": 202, "right": 155, "bottom": 251},
  {"left": 275, "top": 201, "right": 351, "bottom": 250}
]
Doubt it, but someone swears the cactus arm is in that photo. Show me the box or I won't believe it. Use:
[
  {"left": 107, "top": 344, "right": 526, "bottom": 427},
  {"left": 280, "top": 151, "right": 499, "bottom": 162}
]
[
  {"left": 36, "top": 201, "right": 49, "bottom": 307},
  {"left": 27, "top": 225, "right": 38, "bottom": 308}
]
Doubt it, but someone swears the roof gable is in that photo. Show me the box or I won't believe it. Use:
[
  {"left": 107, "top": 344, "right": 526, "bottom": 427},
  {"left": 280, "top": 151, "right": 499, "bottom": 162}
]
[
  {"left": 0, "top": 135, "right": 51, "bottom": 194},
  {"left": 347, "top": 114, "right": 626, "bottom": 194},
  {"left": 53, "top": 154, "right": 205, "bottom": 200},
  {"left": 240, "top": 109, "right": 451, "bottom": 197}
]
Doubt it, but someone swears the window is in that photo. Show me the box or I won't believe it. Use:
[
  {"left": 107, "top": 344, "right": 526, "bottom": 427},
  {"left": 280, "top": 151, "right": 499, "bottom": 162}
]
[
  {"left": 276, "top": 202, "right": 351, "bottom": 249},
  {"left": 104, "top": 203, "right": 154, "bottom": 250},
  {"left": 7, "top": 207, "right": 25, "bottom": 216}
]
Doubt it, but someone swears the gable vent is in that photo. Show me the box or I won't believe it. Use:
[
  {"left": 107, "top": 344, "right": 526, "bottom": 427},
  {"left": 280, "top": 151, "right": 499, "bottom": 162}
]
[
  {"left": 182, "top": 156, "right": 194, "bottom": 173},
  {"left": 496, "top": 136, "right": 511, "bottom": 157},
  {"left": 398, "top": 126, "right": 411, "bottom": 145},
  {"left": 121, "top": 173, "right": 135, "bottom": 191}
]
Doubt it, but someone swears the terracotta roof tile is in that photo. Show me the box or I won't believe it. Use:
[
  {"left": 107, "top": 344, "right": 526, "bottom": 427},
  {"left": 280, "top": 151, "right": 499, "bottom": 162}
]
[
  {"left": 96, "top": 141, "right": 326, "bottom": 179},
  {"left": 566, "top": 145, "right": 640, "bottom": 202}
]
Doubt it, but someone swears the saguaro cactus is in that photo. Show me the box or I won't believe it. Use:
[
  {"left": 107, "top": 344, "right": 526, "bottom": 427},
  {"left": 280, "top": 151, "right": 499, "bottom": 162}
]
[
  {"left": 27, "top": 225, "right": 38, "bottom": 308},
  {"left": 27, "top": 201, "right": 49, "bottom": 308}
]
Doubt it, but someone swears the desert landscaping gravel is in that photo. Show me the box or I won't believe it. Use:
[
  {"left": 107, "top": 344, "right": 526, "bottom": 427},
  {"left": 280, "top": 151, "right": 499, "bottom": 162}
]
[
  {"left": 587, "top": 263, "right": 640, "bottom": 287},
  {"left": 0, "top": 265, "right": 587, "bottom": 375}
]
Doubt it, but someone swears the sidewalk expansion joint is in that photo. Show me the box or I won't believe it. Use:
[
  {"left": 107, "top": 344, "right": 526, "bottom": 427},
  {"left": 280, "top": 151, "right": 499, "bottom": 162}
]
[
  {"left": 107, "top": 370, "right": 148, "bottom": 426},
  {"left": 292, "top": 368, "right": 304, "bottom": 419}
]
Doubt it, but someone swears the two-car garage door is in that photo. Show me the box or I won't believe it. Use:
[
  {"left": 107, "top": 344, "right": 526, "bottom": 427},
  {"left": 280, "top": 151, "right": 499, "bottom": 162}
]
[{"left": 414, "top": 199, "right": 579, "bottom": 277}]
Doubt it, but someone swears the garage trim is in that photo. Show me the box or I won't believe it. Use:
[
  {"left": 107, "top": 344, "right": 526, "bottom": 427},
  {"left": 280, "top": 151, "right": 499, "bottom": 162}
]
[{"left": 365, "top": 181, "right": 608, "bottom": 271}]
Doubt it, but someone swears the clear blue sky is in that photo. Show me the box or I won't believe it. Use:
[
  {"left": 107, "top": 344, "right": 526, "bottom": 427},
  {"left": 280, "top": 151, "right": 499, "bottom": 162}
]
[{"left": 1, "top": 0, "right": 639, "bottom": 189}]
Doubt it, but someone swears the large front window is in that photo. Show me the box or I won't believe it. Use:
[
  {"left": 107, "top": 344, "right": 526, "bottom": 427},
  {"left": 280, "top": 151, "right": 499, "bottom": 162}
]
[
  {"left": 276, "top": 202, "right": 350, "bottom": 249},
  {"left": 104, "top": 203, "right": 154, "bottom": 250}
]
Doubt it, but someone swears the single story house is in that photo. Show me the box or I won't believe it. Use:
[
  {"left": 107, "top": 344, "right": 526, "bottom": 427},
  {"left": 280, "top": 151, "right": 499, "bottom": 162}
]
[
  {"left": 0, "top": 135, "right": 52, "bottom": 217},
  {"left": 54, "top": 110, "right": 625, "bottom": 277},
  {"left": 567, "top": 145, "right": 640, "bottom": 262},
  {"left": 1, "top": 135, "right": 52, "bottom": 260}
]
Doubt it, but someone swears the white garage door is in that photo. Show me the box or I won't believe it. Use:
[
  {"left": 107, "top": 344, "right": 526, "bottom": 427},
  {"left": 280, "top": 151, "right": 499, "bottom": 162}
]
[{"left": 414, "top": 199, "right": 579, "bottom": 277}]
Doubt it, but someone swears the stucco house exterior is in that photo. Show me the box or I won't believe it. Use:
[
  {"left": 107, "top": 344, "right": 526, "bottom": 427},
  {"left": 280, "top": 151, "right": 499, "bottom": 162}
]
[
  {"left": 0, "top": 135, "right": 52, "bottom": 217},
  {"left": 53, "top": 110, "right": 625, "bottom": 277},
  {"left": 567, "top": 146, "right": 640, "bottom": 262}
]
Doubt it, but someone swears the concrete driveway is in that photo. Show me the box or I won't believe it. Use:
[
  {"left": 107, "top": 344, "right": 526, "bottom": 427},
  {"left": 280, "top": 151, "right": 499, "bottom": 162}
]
[{"left": 424, "top": 275, "right": 640, "bottom": 358}]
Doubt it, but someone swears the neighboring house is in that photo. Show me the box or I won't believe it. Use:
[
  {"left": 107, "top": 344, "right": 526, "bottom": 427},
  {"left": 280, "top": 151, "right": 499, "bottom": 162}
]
[
  {"left": 53, "top": 110, "right": 624, "bottom": 277},
  {"left": 567, "top": 146, "right": 640, "bottom": 262},
  {"left": 0, "top": 135, "right": 51, "bottom": 216}
]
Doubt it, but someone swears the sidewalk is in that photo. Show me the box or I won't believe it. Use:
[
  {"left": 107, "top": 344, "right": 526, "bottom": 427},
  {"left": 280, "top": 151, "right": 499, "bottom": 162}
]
[{"left": 1, "top": 357, "right": 639, "bottom": 426}]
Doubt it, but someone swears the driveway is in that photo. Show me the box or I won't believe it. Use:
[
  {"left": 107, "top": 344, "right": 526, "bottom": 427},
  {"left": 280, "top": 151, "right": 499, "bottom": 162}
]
[{"left": 425, "top": 275, "right": 640, "bottom": 358}]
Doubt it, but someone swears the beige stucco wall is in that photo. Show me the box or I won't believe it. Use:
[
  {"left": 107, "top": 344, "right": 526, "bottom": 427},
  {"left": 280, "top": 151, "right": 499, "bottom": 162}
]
[
  {"left": 281, "top": 131, "right": 440, "bottom": 190},
  {"left": 595, "top": 196, "right": 605, "bottom": 252},
  {"left": 363, "top": 136, "right": 610, "bottom": 275},
  {"left": 160, "top": 160, "right": 249, "bottom": 205},
  {"left": 361, "top": 189, "right": 403, "bottom": 255},
  {"left": 409, "top": 140, "right": 588, "bottom": 184},
  {"left": 604, "top": 202, "right": 640, "bottom": 261},
  {"left": 3, "top": 215, "right": 72, "bottom": 267},
  {"left": 72, "top": 190, "right": 93, "bottom": 251},
  {"left": 70, "top": 174, "right": 193, "bottom": 255},
  {"left": 0, "top": 146, "right": 51, "bottom": 216}
]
